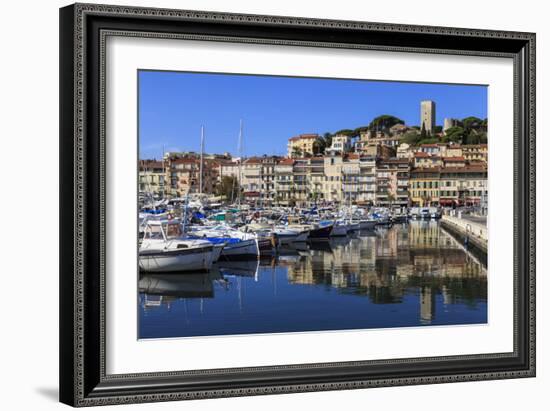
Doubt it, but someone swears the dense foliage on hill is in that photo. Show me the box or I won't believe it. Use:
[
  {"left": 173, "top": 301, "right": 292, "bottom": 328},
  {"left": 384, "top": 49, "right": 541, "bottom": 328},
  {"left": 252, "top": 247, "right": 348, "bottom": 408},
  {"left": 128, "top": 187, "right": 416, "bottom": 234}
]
[{"left": 317, "top": 114, "right": 487, "bottom": 150}]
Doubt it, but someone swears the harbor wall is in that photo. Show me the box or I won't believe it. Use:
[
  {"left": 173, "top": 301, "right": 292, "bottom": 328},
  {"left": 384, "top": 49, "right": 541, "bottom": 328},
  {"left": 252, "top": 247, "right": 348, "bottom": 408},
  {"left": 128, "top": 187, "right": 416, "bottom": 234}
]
[{"left": 440, "top": 215, "right": 488, "bottom": 255}]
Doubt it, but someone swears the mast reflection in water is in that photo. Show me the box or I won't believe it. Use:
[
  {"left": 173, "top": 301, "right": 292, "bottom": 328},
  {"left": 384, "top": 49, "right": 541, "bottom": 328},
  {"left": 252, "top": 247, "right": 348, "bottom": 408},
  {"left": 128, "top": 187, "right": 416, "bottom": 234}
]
[{"left": 139, "top": 221, "right": 487, "bottom": 339}]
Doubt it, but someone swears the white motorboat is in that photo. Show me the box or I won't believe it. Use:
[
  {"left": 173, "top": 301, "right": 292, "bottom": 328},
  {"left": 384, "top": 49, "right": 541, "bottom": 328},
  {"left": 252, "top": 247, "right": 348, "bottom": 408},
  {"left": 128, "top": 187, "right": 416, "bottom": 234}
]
[
  {"left": 190, "top": 225, "right": 259, "bottom": 258},
  {"left": 219, "top": 238, "right": 259, "bottom": 258},
  {"left": 273, "top": 227, "right": 309, "bottom": 244},
  {"left": 139, "top": 220, "right": 215, "bottom": 273}
]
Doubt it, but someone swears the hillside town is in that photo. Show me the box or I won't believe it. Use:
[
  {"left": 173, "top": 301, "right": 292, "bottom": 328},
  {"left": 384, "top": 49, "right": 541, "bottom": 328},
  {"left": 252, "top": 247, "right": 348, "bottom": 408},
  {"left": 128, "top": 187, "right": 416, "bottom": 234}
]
[
  {"left": 137, "top": 89, "right": 489, "bottom": 337},
  {"left": 139, "top": 100, "right": 488, "bottom": 209}
]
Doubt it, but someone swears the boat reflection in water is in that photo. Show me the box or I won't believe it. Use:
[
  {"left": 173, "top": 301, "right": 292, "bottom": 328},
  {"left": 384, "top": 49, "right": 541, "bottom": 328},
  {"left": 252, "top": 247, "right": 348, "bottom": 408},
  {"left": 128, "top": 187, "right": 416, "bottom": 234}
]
[{"left": 139, "top": 221, "right": 487, "bottom": 339}]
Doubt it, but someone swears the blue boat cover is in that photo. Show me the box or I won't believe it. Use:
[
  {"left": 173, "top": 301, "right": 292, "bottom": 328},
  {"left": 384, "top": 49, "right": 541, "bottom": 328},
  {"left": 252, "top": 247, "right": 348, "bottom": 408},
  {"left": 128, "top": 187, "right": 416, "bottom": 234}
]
[{"left": 187, "top": 236, "right": 242, "bottom": 245}]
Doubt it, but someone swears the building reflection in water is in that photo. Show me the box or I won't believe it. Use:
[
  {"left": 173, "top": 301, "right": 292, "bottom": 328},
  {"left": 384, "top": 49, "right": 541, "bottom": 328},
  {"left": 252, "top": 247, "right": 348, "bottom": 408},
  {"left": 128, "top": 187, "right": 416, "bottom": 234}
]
[
  {"left": 282, "top": 221, "right": 486, "bottom": 324},
  {"left": 139, "top": 221, "right": 487, "bottom": 338}
]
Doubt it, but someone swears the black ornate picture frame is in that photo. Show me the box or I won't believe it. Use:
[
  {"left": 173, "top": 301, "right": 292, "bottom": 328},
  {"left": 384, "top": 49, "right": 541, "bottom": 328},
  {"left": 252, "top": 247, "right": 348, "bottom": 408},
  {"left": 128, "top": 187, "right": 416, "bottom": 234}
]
[{"left": 59, "top": 3, "right": 535, "bottom": 407}]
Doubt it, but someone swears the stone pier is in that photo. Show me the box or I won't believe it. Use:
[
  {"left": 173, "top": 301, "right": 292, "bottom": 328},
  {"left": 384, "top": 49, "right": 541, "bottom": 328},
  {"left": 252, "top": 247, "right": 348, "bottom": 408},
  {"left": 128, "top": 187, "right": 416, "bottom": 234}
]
[{"left": 440, "top": 214, "right": 488, "bottom": 254}]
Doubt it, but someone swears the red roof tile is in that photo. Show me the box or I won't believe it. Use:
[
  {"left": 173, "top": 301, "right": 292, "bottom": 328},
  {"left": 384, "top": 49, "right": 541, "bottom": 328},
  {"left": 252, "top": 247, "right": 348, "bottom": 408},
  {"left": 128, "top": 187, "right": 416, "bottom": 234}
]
[{"left": 414, "top": 152, "right": 431, "bottom": 158}]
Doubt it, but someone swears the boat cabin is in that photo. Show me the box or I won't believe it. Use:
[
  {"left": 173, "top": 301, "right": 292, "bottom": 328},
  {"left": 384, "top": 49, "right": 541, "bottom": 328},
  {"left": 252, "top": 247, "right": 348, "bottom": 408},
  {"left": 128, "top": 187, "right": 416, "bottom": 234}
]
[{"left": 143, "top": 220, "right": 183, "bottom": 241}]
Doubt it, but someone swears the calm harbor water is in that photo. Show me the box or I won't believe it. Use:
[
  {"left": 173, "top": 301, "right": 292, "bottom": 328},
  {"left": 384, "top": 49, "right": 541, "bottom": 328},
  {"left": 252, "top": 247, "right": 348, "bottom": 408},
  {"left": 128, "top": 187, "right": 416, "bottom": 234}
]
[{"left": 138, "top": 221, "right": 487, "bottom": 339}]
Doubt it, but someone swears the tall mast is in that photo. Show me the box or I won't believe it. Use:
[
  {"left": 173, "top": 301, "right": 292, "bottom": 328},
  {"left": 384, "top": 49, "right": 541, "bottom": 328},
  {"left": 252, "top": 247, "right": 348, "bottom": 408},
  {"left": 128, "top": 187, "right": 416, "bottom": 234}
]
[
  {"left": 162, "top": 144, "right": 166, "bottom": 199},
  {"left": 199, "top": 126, "right": 204, "bottom": 195},
  {"left": 237, "top": 119, "right": 243, "bottom": 206}
]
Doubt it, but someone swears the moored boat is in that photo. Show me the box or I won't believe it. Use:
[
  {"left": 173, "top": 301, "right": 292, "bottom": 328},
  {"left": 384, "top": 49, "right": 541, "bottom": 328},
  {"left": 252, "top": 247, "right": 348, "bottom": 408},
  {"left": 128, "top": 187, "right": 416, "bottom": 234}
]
[
  {"left": 359, "top": 219, "right": 377, "bottom": 230},
  {"left": 327, "top": 221, "right": 348, "bottom": 237},
  {"left": 139, "top": 220, "right": 214, "bottom": 273},
  {"left": 308, "top": 224, "right": 333, "bottom": 240},
  {"left": 195, "top": 236, "right": 259, "bottom": 259}
]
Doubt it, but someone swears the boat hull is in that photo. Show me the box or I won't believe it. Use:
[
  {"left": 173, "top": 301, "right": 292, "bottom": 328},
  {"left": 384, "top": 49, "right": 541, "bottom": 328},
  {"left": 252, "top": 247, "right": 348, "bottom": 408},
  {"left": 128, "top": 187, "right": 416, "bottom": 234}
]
[
  {"left": 212, "top": 243, "right": 224, "bottom": 262},
  {"left": 308, "top": 225, "right": 333, "bottom": 240},
  {"left": 274, "top": 233, "right": 299, "bottom": 245},
  {"left": 220, "top": 239, "right": 259, "bottom": 259},
  {"left": 359, "top": 220, "right": 377, "bottom": 230},
  {"left": 139, "top": 246, "right": 214, "bottom": 273},
  {"left": 294, "top": 231, "right": 309, "bottom": 242},
  {"left": 391, "top": 215, "right": 409, "bottom": 224},
  {"left": 330, "top": 224, "right": 348, "bottom": 237},
  {"left": 257, "top": 237, "right": 274, "bottom": 255}
]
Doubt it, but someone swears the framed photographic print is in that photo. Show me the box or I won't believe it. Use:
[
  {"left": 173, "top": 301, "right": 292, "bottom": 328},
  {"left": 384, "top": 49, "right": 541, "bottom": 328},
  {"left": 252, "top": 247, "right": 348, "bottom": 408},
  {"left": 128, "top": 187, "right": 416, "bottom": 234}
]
[{"left": 59, "top": 3, "right": 536, "bottom": 407}]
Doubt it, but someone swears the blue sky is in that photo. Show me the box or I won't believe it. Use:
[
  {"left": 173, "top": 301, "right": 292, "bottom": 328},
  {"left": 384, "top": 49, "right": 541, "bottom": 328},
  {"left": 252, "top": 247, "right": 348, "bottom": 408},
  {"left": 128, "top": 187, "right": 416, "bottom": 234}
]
[{"left": 139, "top": 70, "right": 487, "bottom": 159}]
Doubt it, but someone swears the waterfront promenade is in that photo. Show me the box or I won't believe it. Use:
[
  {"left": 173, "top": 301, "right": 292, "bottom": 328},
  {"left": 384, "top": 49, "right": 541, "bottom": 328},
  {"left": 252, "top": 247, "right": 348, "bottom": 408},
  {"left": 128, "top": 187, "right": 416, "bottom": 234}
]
[{"left": 441, "top": 213, "right": 487, "bottom": 253}]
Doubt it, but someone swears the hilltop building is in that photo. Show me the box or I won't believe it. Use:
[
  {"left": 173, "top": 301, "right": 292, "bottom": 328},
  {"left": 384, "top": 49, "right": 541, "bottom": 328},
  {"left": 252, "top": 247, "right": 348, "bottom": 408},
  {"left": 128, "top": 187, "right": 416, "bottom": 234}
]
[
  {"left": 287, "top": 133, "right": 319, "bottom": 157},
  {"left": 420, "top": 100, "right": 436, "bottom": 134}
]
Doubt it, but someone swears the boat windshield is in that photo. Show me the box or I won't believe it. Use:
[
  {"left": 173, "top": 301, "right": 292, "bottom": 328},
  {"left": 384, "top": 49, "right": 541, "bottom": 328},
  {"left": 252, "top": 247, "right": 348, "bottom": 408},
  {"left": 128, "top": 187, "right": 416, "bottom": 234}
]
[
  {"left": 164, "top": 223, "right": 183, "bottom": 239},
  {"left": 144, "top": 225, "right": 164, "bottom": 240}
]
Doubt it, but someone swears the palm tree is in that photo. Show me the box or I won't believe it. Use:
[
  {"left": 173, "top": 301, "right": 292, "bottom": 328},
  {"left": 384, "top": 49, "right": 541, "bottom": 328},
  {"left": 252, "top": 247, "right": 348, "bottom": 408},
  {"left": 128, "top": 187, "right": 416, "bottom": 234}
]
[{"left": 291, "top": 147, "right": 303, "bottom": 158}]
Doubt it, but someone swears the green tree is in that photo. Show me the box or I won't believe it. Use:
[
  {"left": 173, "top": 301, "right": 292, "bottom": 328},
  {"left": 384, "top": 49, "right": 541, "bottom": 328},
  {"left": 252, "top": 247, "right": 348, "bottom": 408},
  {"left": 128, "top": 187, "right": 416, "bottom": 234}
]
[
  {"left": 403, "top": 130, "right": 421, "bottom": 146},
  {"left": 482, "top": 118, "right": 488, "bottom": 128},
  {"left": 334, "top": 128, "right": 356, "bottom": 137},
  {"left": 215, "top": 176, "right": 241, "bottom": 201},
  {"left": 322, "top": 132, "right": 333, "bottom": 149},
  {"left": 368, "top": 115, "right": 405, "bottom": 133},
  {"left": 462, "top": 116, "right": 484, "bottom": 131},
  {"left": 353, "top": 125, "right": 370, "bottom": 136},
  {"left": 443, "top": 126, "right": 466, "bottom": 144},
  {"left": 291, "top": 147, "right": 303, "bottom": 158},
  {"left": 479, "top": 132, "right": 488, "bottom": 144},
  {"left": 420, "top": 123, "right": 427, "bottom": 139},
  {"left": 312, "top": 139, "right": 322, "bottom": 155},
  {"left": 313, "top": 137, "right": 332, "bottom": 155},
  {"left": 418, "top": 137, "right": 439, "bottom": 145},
  {"left": 465, "top": 130, "right": 481, "bottom": 145}
]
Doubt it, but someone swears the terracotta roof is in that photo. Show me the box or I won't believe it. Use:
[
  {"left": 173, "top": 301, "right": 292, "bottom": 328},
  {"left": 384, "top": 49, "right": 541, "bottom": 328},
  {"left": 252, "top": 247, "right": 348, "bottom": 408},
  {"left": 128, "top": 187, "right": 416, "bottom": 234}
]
[
  {"left": 414, "top": 152, "right": 431, "bottom": 158},
  {"left": 442, "top": 156, "right": 465, "bottom": 162},
  {"left": 219, "top": 161, "right": 238, "bottom": 166},
  {"left": 139, "top": 160, "right": 163, "bottom": 168},
  {"left": 243, "top": 158, "right": 262, "bottom": 164},
  {"left": 288, "top": 134, "right": 319, "bottom": 141},
  {"left": 277, "top": 158, "right": 295, "bottom": 165}
]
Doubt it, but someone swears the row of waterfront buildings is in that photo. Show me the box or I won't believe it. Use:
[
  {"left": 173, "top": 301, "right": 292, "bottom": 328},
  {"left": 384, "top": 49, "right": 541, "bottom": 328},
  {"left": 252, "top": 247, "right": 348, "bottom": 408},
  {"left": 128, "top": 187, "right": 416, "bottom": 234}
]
[{"left": 139, "top": 139, "right": 487, "bottom": 208}]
